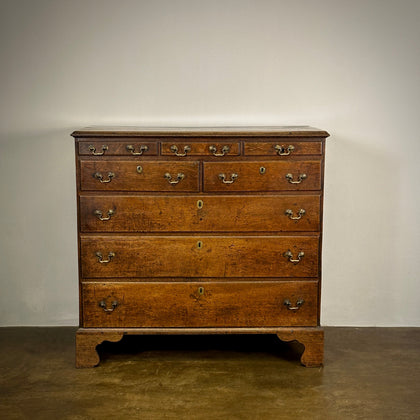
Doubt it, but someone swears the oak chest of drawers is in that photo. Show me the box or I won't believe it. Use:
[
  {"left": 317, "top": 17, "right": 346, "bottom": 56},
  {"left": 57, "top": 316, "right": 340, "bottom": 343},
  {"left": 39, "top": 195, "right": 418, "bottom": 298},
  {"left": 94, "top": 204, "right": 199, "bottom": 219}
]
[{"left": 72, "top": 126, "right": 330, "bottom": 368}]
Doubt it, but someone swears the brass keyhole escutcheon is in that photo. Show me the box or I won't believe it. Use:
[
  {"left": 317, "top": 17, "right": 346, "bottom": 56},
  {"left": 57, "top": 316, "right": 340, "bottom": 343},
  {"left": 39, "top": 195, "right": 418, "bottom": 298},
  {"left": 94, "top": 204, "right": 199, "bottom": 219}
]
[
  {"left": 259, "top": 166, "right": 266, "bottom": 174},
  {"left": 197, "top": 241, "right": 203, "bottom": 249},
  {"left": 136, "top": 165, "right": 143, "bottom": 174},
  {"left": 197, "top": 200, "right": 203, "bottom": 209},
  {"left": 198, "top": 287, "right": 204, "bottom": 295}
]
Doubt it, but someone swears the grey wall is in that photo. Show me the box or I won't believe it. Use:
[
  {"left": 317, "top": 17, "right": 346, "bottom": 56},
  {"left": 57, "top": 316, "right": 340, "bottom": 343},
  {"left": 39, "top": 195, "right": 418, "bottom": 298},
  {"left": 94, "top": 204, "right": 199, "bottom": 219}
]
[{"left": 0, "top": 0, "right": 419, "bottom": 326}]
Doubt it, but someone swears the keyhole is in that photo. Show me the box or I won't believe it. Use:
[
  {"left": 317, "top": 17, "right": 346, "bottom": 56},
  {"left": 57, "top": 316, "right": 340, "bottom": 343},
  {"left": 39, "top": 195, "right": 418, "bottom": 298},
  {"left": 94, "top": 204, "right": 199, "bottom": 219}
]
[
  {"left": 197, "top": 241, "right": 203, "bottom": 249},
  {"left": 197, "top": 200, "right": 203, "bottom": 209},
  {"left": 136, "top": 165, "right": 143, "bottom": 174},
  {"left": 198, "top": 287, "right": 204, "bottom": 295},
  {"left": 259, "top": 166, "right": 266, "bottom": 174}
]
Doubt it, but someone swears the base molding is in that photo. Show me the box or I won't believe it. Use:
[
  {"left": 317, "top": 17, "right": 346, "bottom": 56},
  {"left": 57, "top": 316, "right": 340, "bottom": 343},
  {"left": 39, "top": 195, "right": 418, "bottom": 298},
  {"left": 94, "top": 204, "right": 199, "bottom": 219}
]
[{"left": 75, "top": 327, "right": 324, "bottom": 368}]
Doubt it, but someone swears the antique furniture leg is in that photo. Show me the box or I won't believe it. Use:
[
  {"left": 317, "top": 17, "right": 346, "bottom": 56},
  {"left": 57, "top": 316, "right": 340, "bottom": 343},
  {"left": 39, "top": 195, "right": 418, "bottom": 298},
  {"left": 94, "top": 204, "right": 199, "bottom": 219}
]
[
  {"left": 277, "top": 328, "right": 324, "bottom": 367},
  {"left": 76, "top": 329, "right": 124, "bottom": 368}
]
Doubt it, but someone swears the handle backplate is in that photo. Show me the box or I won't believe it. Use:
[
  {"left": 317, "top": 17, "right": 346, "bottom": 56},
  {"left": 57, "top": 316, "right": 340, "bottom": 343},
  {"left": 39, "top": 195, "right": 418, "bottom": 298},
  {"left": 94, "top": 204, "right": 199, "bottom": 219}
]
[
  {"left": 218, "top": 173, "right": 238, "bottom": 184},
  {"left": 209, "top": 145, "right": 230, "bottom": 156},
  {"left": 170, "top": 145, "right": 191, "bottom": 156},
  {"left": 164, "top": 172, "right": 185, "bottom": 185},
  {"left": 285, "top": 173, "right": 307, "bottom": 184},
  {"left": 89, "top": 145, "right": 108, "bottom": 156},
  {"left": 126, "top": 144, "right": 149, "bottom": 155},
  {"left": 284, "top": 250, "right": 304, "bottom": 263},
  {"left": 283, "top": 299, "right": 305, "bottom": 311},
  {"left": 94, "top": 209, "right": 114, "bottom": 221},
  {"left": 274, "top": 144, "right": 295, "bottom": 156}
]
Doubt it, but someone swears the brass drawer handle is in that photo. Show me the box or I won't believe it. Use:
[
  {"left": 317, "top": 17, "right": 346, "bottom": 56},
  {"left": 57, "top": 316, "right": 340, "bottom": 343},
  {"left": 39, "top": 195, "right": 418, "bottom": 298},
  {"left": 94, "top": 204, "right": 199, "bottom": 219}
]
[
  {"left": 218, "top": 173, "right": 238, "bottom": 184},
  {"left": 283, "top": 299, "right": 304, "bottom": 311},
  {"left": 285, "top": 173, "right": 307, "bottom": 184},
  {"left": 164, "top": 172, "right": 185, "bottom": 185},
  {"left": 170, "top": 145, "right": 191, "bottom": 156},
  {"left": 285, "top": 209, "right": 306, "bottom": 220},
  {"left": 274, "top": 144, "right": 294, "bottom": 156},
  {"left": 126, "top": 144, "right": 149, "bottom": 155},
  {"left": 95, "top": 251, "right": 115, "bottom": 263},
  {"left": 284, "top": 250, "right": 304, "bottom": 263},
  {"left": 99, "top": 300, "right": 118, "bottom": 312},
  {"left": 209, "top": 145, "right": 230, "bottom": 156},
  {"left": 94, "top": 172, "right": 115, "bottom": 183},
  {"left": 94, "top": 209, "right": 114, "bottom": 221},
  {"left": 88, "top": 145, "right": 108, "bottom": 156}
]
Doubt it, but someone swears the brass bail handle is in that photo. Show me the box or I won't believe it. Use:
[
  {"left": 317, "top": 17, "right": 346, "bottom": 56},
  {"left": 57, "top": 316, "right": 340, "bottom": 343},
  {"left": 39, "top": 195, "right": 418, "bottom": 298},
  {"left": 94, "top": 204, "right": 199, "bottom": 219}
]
[
  {"left": 285, "top": 173, "right": 307, "bottom": 184},
  {"left": 209, "top": 145, "right": 230, "bottom": 156},
  {"left": 94, "top": 209, "right": 114, "bottom": 221},
  {"left": 283, "top": 299, "right": 305, "bottom": 311},
  {"left": 274, "top": 144, "right": 294, "bottom": 156},
  {"left": 284, "top": 250, "right": 304, "bottom": 263},
  {"left": 285, "top": 209, "right": 306, "bottom": 220},
  {"left": 218, "top": 173, "right": 238, "bottom": 184},
  {"left": 99, "top": 300, "right": 118, "bottom": 312},
  {"left": 89, "top": 145, "right": 108, "bottom": 156},
  {"left": 126, "top": 144, "right": 149, "bottom": 155},
  {"left": 164, "top": 172, "right": 185, "bottom": 185},
  {"left": 94, "top": 172, "right": 115, "bottom": 183},
  {"left": 170, "top": 145, "right": 191, "bottom": 157},
  {"left": 96, "top": 251, "right": 115, "bottom": 264}
]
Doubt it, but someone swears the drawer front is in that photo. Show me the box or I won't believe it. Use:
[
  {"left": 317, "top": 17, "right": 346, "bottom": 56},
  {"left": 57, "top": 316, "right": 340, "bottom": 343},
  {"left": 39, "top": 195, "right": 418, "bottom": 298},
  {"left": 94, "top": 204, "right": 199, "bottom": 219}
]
[
  {"left": 244, "top": 141, "right": 322, "bottom": 156},
  {"left": 82, "top": 281, "right": 318, "bottom": 327},
  {"left": 203, "top": 161, "right": 322, "bottom": 191},
  {"left": 80, "top": 194, "right": 321, "bottom": 233},
  {"left": 161, "top": 141, "right": 240, "bottom": 157},
  {"left": 80, "top": 235, "right": 319, "bottom": 278},
  {"left": 78, "top": 141, "right": 158, "bottom": 156},
  {"left": 80, "top": 160, "right": 199, "bottom": 192}
]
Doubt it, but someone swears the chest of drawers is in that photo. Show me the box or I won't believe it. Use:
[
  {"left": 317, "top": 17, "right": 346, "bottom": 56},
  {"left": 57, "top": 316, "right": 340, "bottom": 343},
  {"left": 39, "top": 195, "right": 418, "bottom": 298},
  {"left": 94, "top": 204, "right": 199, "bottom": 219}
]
[{"left": 72, "top": 126, "right": 330, "bottom": 368}]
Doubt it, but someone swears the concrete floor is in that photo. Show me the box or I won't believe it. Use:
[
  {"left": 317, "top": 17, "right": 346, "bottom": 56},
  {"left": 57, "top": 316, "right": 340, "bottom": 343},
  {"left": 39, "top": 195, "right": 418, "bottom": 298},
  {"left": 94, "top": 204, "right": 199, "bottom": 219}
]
[{"left": 0, "top": 328, "right": 419, "bottom": 419}]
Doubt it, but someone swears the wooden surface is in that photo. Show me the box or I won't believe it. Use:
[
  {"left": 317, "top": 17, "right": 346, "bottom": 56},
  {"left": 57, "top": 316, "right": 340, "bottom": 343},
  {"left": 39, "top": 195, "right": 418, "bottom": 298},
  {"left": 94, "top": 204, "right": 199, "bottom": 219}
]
[
  {"left": 73, "top": 126, "right": 329, "bottom": 367},
  {"left": 161, "top": 141, "right": 240, "bottom": 156},
  {"left": 80, "top": 235, "right": 319, "bottom": 278},
  {"left": 79, "top": 194, "right": 321, "bottom": 233},
  {"left": 203, "top": 160, "right": 322, "bottom": 191},
  {"left": 78, "top": 141, "right": 158, "bottom": 156},
  {"left": 80, "top": 160, "right": 200, "bottom": 192},
  {"left": 244, "top": 141, "right": 322, "bottom": 156},
  {"left": 81, "top": 281, "right": 318, "bottom": 328},
  {"left": 72, "top": 126, "right": 330, "bottom": 138}
]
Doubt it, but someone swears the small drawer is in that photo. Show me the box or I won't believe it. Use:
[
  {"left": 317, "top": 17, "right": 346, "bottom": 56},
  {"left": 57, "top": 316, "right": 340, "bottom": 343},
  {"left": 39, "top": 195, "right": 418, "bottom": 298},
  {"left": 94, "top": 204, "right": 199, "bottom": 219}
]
[
  {"left": 82, "top": 281, "right": 318, "bottom": 328},
  {"left": 244, "top": 140, "right": 322, "bottom": 156},
  {"left": 80, "top": 235, "right": 319, "bottom": 278},
  {"left": 203, "top": 160, "right": 321, "bottom": 192},
  {"left": 80, "top": 160, "right": 199, "bottom": 192},
  {"left": 78, "top": 140, "right": 157, "bottom": 156},
  {"left": 79, "top": 194, "right": 321, "bottom": 233},
  {"left": 161, "top": 141, "right": 240, "bottom": 157}
]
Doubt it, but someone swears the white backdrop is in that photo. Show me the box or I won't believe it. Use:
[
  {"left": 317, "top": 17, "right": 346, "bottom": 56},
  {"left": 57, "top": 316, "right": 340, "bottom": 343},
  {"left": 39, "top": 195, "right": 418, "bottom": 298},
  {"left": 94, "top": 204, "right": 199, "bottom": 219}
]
[{"left": 0, "top": 0, "right": 419, "bottom": 326}]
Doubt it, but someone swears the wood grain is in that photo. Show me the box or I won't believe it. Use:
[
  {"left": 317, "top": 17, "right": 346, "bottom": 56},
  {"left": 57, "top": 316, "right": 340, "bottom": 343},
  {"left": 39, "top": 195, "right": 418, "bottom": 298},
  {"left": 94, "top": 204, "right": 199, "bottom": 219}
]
[
  {"left": 161, "top": 141, "right": 240, "bottom": 156},
  {"left": 203, "top": 160, "right": 322, "bottom": 191},
  {"left": 80, "top": 235, "right": 319, "bottom": 278},
  {"left": 79, "top": 194, "right": 321, "bottom": 233},
  {"left": 244, "top": 141, "right": 322, "bottom": 156},
  {"left": 78, "top": 141, "right": 157, "bottom": 156},
  {"left": 80, "top": 160, "right": 199, "bottom": 192},
  {"left": 81, "top": 281, "right": 318, "bottom": 328}
]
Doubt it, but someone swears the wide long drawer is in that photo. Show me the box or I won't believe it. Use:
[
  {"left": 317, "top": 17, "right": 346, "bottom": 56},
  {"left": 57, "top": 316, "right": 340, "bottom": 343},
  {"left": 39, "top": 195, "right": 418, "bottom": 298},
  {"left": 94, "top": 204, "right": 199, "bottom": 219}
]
[
  {"left": 80, "top": 160, "right": 199, "bottom": 192},
  {"left": 79, "top": 194, "right": 321, "bottom": 232},
  {"left": 203, "top": 161, "right": 322, "bottom": 191},
  {"left": 80, "top": 235, "right": 319, "bottom": 278},
  {"left": 81, "top": 281, "right": 318, "bottom": 327}
]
